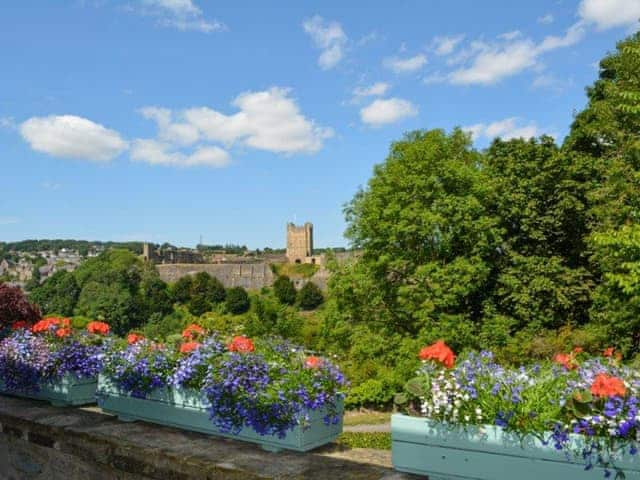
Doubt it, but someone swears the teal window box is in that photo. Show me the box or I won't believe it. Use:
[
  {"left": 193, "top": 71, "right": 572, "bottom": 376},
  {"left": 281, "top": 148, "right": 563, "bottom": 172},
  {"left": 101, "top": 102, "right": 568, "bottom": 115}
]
[
  {"left": 0, "top": 374, "right": 97, "bottom": 407},
  {"left": 392, "top": 413, "right": 640, "bottom": 479},
  {"left": 96, "top": 375, "right": 343, "bottom": 452}
]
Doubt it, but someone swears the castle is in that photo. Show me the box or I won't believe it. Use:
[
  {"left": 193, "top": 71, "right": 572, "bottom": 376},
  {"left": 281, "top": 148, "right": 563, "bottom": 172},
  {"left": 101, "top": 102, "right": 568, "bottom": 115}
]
[{"left": 286, "top": 222, "right": 322, "bottom": 265}]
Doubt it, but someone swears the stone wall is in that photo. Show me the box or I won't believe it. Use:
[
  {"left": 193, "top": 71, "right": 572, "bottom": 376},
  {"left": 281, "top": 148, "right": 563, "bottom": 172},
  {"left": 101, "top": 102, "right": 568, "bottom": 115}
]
[
  {"left": 157, "top": 263, "right": 275, "bottom": 290},
  {"left": 0, "top": 396, "right": 418, "bottom": 480}
]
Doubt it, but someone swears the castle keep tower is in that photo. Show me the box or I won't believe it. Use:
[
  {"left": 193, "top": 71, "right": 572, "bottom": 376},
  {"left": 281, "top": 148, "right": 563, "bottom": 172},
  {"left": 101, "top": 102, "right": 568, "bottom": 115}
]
[{"left": 286, "top": 222, "right": 313, "bottom": 264}]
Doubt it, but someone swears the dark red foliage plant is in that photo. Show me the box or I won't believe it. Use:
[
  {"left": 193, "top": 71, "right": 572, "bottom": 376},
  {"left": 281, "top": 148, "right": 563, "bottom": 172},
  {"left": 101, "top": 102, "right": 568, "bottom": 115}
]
[{"left": 0, "top": 283, "right": 41, "bottom": 331}]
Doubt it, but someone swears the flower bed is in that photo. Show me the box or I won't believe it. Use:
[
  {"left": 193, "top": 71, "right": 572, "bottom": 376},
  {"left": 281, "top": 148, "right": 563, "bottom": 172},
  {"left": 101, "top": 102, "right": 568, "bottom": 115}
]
[
  {"left": 96, "top": 327, "right": 346, "bottom": 451},
  {"left": 392, "top": 342, "right": 640, "bottom": 479},
  {"left": 0, "top": 318, "right": 110, "bottom": 406}
]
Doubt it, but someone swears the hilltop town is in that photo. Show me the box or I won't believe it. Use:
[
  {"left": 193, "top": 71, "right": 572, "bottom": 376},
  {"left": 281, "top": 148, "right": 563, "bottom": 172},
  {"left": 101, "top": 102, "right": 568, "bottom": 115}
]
[{"left": 0, "top": 223, "right": 352, "bottom": 291}]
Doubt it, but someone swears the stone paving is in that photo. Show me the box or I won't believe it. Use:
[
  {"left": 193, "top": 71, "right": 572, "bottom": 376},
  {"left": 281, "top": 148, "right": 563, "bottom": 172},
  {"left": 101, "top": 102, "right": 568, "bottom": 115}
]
[{"left": 0, "top": 396, "right": 425, "bottom": 480}]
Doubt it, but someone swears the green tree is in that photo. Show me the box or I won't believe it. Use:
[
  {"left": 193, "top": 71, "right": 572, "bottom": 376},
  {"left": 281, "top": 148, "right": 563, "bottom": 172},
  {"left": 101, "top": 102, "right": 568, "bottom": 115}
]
[
  {"left": 225, "top": 286, "right": 250, "bottom": 314},
  {"left": 187, "top": 272, "right": 225, "bottom": 316},
  {"left": 75, "top": 281, "right": 139, "bottom": 335},
  {"left": 29, "top": 270, "right": 80, "bottom": 316},
  {"left": 297, "top": 281, "right": 324, "bottom": 310},
  {"left": 273, "top": 275, "right": 297, "bottom": 305},
  {"left": 171, "top": 275, "right": 193, "bottom": 304}
]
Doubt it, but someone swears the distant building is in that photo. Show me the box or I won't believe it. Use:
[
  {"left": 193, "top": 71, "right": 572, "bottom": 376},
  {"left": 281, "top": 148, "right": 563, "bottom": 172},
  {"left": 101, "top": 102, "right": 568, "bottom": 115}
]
[
  {"left": 286, "top": 222, "right": 323, "bottom": 265},
  {"left": 142, "top": 243, "right": 204, "bottom": 264}
]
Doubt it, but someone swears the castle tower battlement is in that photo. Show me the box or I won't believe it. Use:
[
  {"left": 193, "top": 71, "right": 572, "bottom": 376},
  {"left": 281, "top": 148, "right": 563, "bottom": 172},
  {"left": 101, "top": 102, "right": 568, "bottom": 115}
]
[{"left": 286, "top": 222, "right": 313, "bottom": 264}]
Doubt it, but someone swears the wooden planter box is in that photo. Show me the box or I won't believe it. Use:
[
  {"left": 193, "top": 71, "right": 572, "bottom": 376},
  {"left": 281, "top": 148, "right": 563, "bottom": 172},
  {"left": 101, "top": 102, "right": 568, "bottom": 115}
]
[
  {"left": 392, "top": 413, "right": 640, "bottom": 479},
  {"left": 0, "top": 374, "right": 97, "bottom": 407},
  {"left": 96, "top": 375, "right": 343, "bottom": 452}
]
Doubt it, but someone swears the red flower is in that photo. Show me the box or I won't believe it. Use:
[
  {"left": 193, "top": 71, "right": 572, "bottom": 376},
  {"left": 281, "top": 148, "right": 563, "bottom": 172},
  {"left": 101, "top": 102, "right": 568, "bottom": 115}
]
[
  {"left": 180, "top": 341, "right": 201, "bottom": 354},
  {"left": 127, "top": 333, "right": 145, "bottom": 345},
  {"left": 228, "top": 335, "right": 255, "bottom": 353},
  {"left": 590, "top": 373, "right": 627, "bottom": 398},
  {"left": 182, "top": 324, "right": 205, "bottom": 340},
  {"left": 56, "top": 327, "right": 72, "bottom": 338},
  {"left": 554, "top": 353, "right": 577, "bottom": 370},
  {"left": 305, "top": 356, "right": 322, "bottom": 369},
  {"left": 10, "top": 321, "right": 29, "bottom": 331},
  {"left": 603, "top": 347, "right": 615, "bottom": 357},
  {"left": 32, "top": 317, "right": 61, "bottom": 333},
  {"left": 573, "top": 347, "right": 583, "bottom": 354},
  {"left": 419, "top": 340, "right": 456, "bottom": 369},
  {"left": 86, "top": 321, "right": 110, "bottom": 335}
]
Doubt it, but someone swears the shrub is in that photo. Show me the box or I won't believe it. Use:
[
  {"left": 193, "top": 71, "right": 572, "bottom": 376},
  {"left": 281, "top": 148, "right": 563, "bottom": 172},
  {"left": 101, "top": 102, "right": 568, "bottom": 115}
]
[
  {"left": 225, "top": 287, "right": 250, "bottom": 315},
  {"left": 170, "top": 276, "right": 193, "bottom": 304},
  {"left": 273, "top": 275, "right": 297, "bottom": 305},
  {"left": 0, "top": 283, "right": 41, "bottom": 331},
  {"left": 29, "top": 270, "right": 79, "bottom": 317},
  {"left": 297, "top": 282, "right": 324, "bottom": 310}
]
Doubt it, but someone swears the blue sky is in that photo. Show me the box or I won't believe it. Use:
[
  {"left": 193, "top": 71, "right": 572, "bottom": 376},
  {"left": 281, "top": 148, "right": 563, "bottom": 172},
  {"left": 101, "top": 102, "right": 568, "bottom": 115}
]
[{"left": 1, "top": 0, "right": 639, "bottom": 249}]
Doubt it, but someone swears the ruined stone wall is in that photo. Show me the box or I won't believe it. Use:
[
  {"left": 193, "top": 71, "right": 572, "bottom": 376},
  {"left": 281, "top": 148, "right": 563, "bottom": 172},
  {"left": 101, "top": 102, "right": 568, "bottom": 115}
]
[{"left": 157, "top": 263, "right": 275, "bottom": 290}]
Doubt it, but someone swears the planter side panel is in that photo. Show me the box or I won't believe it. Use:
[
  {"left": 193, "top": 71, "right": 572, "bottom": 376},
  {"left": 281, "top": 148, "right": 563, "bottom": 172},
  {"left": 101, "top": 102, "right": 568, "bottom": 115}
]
[
  {"left": 391, "top": 414, "right": 640, "bottom": 480},
  {"left": 96, "top": 378, "right": 342, "bottom": 452},
  {"left": 0, "top": 375, "right": 97, "bottom": 406}
]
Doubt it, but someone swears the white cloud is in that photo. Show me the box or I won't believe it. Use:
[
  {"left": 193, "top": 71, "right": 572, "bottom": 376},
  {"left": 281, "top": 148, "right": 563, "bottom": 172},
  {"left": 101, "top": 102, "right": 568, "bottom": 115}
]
[
  {"left": 463, "top": 117, "right": 540, "bottom": 141},
  {"left": 352, "top": 82, "right": 390, "bottom": 98},
  {"left": 423, "top": 71, "right": 448, "bottom": 85},
  {"left": 538, "top": 13, "right": 555, "bottom": 25},
  {"left": 20, "top": 115, "right": 127, "bottom": 162},
  {"left": 129, "top": 0, "right": 225, "bottom": 33},
  {"left": 432, "top": 35, "right": 465, "bottom": 56},
  {"left": 499, "top": 30, "right": 522, "bottom": 41},
  {"left": 139, "top": 107, "right": 199, "bottom": 145},
  {"left": 181, "top": 87, "right": 332, "bottom": 153},
  {"left": 131, "top": 139, "right": 230, "bottom": 167},
  {"left": 360, "top": 98, "right": 418, "bottom": 127},
  {"left": 579, "top": 0, "right": 640, "bottom": 30},
  {"left": 302, "top": 15, "right": 347, "bottom": 70},
  {"left": 383, "top": 54, "right": 427, "bottom": 73},
  {"left": 138, "top": 87, "right": 332, "bottom": 159},
  {"left": 448, "top": 22, "right": 586, "bottom": 85}
]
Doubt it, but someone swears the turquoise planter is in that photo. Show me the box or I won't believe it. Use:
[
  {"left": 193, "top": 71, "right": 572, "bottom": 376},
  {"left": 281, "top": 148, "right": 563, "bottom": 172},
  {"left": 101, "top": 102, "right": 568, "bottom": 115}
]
[
  {"left": 392, "top": 414, "right": 640, "bottom": 479},
  {"left": 96, "top": 375, "right": 343, "bottom": 452},
  {"left": 0, "top": 374, "right": 97, "bottom": 407}
]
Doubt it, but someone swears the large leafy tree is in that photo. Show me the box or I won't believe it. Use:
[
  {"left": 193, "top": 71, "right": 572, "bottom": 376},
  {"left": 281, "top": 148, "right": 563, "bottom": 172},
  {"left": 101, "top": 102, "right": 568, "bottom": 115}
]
[
  {"left": 343, "top": 128, "right": 502, "bottom": 338},
  {"left": 563, "top": 33, "right": 640, "bottom": 354}
]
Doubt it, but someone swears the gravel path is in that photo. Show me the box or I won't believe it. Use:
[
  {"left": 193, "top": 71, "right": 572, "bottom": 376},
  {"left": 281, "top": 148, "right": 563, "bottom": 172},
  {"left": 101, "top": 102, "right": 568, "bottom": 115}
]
[{"left": 344, "top": 422, "right": 391, "bottom": 433}]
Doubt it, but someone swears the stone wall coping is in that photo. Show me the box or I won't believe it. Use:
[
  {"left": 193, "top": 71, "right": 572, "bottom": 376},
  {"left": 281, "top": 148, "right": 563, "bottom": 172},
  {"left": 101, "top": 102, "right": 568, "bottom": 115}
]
[{"left": 0, "top": 396, "right": 419, "bottom": 479}]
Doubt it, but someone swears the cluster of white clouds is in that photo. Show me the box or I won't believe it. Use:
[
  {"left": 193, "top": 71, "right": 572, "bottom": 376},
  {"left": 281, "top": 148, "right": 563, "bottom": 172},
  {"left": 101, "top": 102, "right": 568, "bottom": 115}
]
[
  {"left": 383, "top": 54, "right": 428, "bottom": 74},
  {"left": 302, "top": 15, "right": 348, "bottom": 70},
  {"left": 127, "top": 0, "right": 225, "bottom": 33},
  {"left": 360, "top": 98, "right": 418, "bottom": 127},
  {"left": 422, "top": 0, "right": 639, "bottom": 86},
  {"left": 18, "top": 88, "right": 332, "bottom": 167}
]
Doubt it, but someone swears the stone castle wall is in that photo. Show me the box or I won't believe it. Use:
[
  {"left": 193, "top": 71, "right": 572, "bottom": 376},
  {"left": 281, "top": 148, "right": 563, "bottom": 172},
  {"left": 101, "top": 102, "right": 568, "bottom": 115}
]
[{"left": 157, "top": 263, "right": 275, "bottom": 290}]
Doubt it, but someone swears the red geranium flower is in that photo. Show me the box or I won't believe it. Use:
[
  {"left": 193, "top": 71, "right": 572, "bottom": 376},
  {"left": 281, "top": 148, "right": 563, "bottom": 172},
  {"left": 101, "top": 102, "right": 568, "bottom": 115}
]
[
  {"left": 573, "top": 346, "right": 583, "bottom": 354},
  {"left": 305, "top": 356, "right": 322, "bottom": 369},
  {"left": 228, "top": 335, "right": 255, "bottom": 353},
  {"left": 182, "top": 324, "right": 205, "bottom": 340},
  {"left": 554, "top": 352, "right": 577, "bottom": 370},
  {"left": 591, "top": 373, "right": 627, "bottom": 398},
  {"left": 127, "top": 333, "right": 145, "bottom": 345},
  {"left": 11, "top": 321, "right": 29, "bottom": 331},
  {"left": 86, "top": 321, "right": 110, "bottom": 335},
  {"left": 56, "top": 327, "right": 72, "bottom": 338},
  {"left": 419, "top": 340, "right": 456, "bottom": 369},
  {"left": 180, "top": 341, "right": 201, "bottom": 354},
  {"left": 32, "top": 317, "right": 61, "bottom": 333},
  {"left": 603, "top": 347, "right": 615, "bottom": 357}
]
